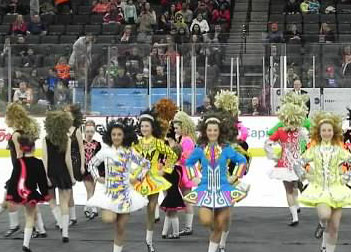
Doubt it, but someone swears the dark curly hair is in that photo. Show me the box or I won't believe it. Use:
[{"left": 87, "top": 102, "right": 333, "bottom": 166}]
[
  {"left": 65, "top": 104, "right": 83, "bottom": 128},
  {"left": 99, "top": 117, "right": 138, "bottom": 147},
  {"left": 197, "top": 110, "right": 238, "bottom": 146},
  {"left": 138, "top": 109, "right": 163, "bottom": 139}
]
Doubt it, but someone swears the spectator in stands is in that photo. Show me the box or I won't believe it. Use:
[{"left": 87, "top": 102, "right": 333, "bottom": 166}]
[
  {"left": 13, "top": 81, "right": 32, "bottom": 106},
  {"left": 266, "top": 22, "right": 284, "bottom": 43},
  {"left": 320, "top": 23, "right": 335, "bottom": 43},
  {"left": 0, "top": 79, "right": 7, "bottom": 103},
  {"left": 211, "top": 4, "right": 230, "bottom": 30},
  {"left": 159, "top": 10, "right": 172, "bottom": 33},
  {"left": 54, "top": 80, "right": 70, "bottom": 106},
  {"left": 194, "top": 0, "right": 210, "bottom": 20},
  {"left": 247, "top": 97, "right": 266, "bottom": 116},
  {"left": 110, "top": 0, "right": 125, "bottom": 10},
  {"left": 300, "top": 0, "right": 309, "bottom": 14},
  {"left": 285, "top": 23, "right": 302, "bottom": 43},
  {"left": 303, "top": 67, "right": 313, "bottom": 87},
  {"left": 11, "top": 14, "right": 27, "bottom": 35},
  {"left": 169, "top": 4, "right": 177, "bottom": 23},
  {"left": 134, "top": 72, "right": 147, "bottom": 88},
  {"left": 13, "top": 69, "right": 28, "bottom": 86},
  {"left": 126, "top": 47, "right": 143, "bottom": 74},
  {"left": 283, "top": 0, "right": 300, "bottom": 14},
  {"left": 196, "top": 96, "right": 212, "bottom": 114},
  {"left": 22, "top": 48, "right": 36, "bottom": 68},
  {"left": 309, "top": 0, "right": 320, "bottom": 14},
  {"left": 174, "top": 12, "right": 189, "bottom": 35},
  {"left": 190, "top": 13, "right": 210, "bottom": 34},
  {"left": 207, "top": 24, "right": 227, "bottom": 43},
  {"left": 177, "top": 2, "right": 193, "bottom": 24},
  {"left": 342, "top": 45, "right": 351, "bottom": 77},
  {"left": 27, "top": 15, "right": 47, "bottom": 35},
  {"left": 91, "top": 0, "right": 110, "bottom": 14},
  {"left": 153, "top": 65, "right": 167, "bottom": 87},
  {"left": 69, "top": 35, "right": 94, "bottom": 79},
  {"left": 124, "top": 0, "right": 137, "bottom": 24},
  {"left": 115, "top": 68, "right": 131, "bottom": 87},
  {"left": 55, "top": 0, "right": 71, "bottom": 14},
  {"left": 103, "top": 6, "right": 124, "bottom": 24},
  {"left": 0, "top": 37, "right": 10, "bottom": 59},
  {"left": 40, "top": 1, "right": 56, "bottom": 15},
  {"left": 92, "top": 67, "right": 107, "bottom": 87},
  {"left": 36, "top": 77, "right": 50, "bottom": 106},
  {"left": 137, "top": 2, "right": 156, "bottom": 42},
  {"left": 324, "top": 65, "right": 338, "bottom": 87},
  {"left": 287, "top": 65, "right": 299, "bottom": 87},
  {"left": 14, "top": 35, "right": 27, "bottom": 56},
  {"left": 175, "top": 26, "right": 189, "bottom": 44},
  {"left": 120, "top": 25, "right": 135, "bottom": 43},
  {"left": 5, "top": 0, "right": 27, "bottom": 15},
  {"left": 55, "top": 56, "right": 71, "bottom": 83},
  {"left": 27, "top": 68, "right": 39, "bottom": 88}
]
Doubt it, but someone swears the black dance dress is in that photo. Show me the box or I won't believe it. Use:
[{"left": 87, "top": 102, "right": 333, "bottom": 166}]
[
  {"left": 46, "top": 138, "right": 72, "bottom": 189},
  {"left": 6, "top": 157, "right": 50, "bottom": 205},
  {"left": 161, "top": 165, "right": 186, "bottom": 211},
  {"left": 83, "top": 139, "right": 102, "bottom": 180},
  {"left": 71, "top": 128, "right": 83, "bottom": 182},
  {"left": 5, "top": 130, "right": 23, "bottom": 190}
]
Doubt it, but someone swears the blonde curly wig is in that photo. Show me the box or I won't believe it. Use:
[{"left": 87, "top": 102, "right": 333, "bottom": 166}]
[
  {"left": 310, "top": 111, "right": 343, "bottom": 146},
  {"left": 45, "top": 111, "right": 73, "bottom": 152},
  {"left": 214, "top": 90, "right": 240, "bottom": 116},
  {"left": 173, "top": 111, "right": 196, "bottom": 141},
  {"left": 281, "top": 92, "right": 308, "bottom": 110},
  {"left": 277, "top": 102, "right": 307, "bottom": 131},
  {"left": 5, "top": 103, "right": 40, "bottom": 142}
]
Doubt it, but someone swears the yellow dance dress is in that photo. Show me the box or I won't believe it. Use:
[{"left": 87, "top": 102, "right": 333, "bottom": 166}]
[
  {"left": 132, "top": 136, "right": 177, "bottom": 196},
  {"left": 299, "top": 142, "right": 351, "bottom": 208}
]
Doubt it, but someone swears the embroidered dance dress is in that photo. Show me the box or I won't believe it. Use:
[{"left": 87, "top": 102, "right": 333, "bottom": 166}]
[
  {"left": 6, "top": 157, "right": 50, "bottom": 205},
  {"left": 5, "top": 130, "right": 23, "bottom": 190},
  {"left": 83, "top": 139, "right": 102, "bottom": 180},
  {"left": 298, "top": 143, "right": 351, "bottom": 208},
  {"left": 184, "top": 144, "right": 247, "bottom": 208},
  {"left": 132, "top": 137, "right": 178, "bottom": 196},
  {"left": 160, "top": 165, "right": 186, "bottom": 211},
  {"left": 71, "top": 127, "right": 83, "bottom": 182},
  {"left": 267, "top": 128, "right": 307, "bottom": 181},
  {"left": 178, "top": 136, "right": 196, "bottom": 189},
  {"left": 46, "top": 138, "right": 73, "bottom": 189},
  {"left": 87, "top": 146, "right": 150, "bottom": 213}
]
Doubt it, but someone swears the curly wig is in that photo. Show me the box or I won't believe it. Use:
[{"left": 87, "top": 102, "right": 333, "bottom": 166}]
[
  {"left": 154, "top": 98, "right": 178, "bottom": 138},
  {"left": 197, "top": 110, "right": 237, "bottom": 146},
  {"left": 45, "top": 111, "right": 73, "bottom": 152},
  {"left": 173, "top": 111, "right": 196, "bottom": 141},
  {"left": 99, "top": 117, "right": 138, "bottom": 147},
  {"left": 5, "top": 103, "right": 40, "bottom": 143},
  {"left": 214, "top": 90, "right": 240, "bottom": 116},
  {"left": 277, "top": 102, "right": 307, "bottom": 131},
  {"left": 310, "top": 111, "right": 343, "bottom": 146},
  {"left": 65, "top": 104, "right": 83, "bottom": 128},
  {"left": 138, "top": 109, "right": 163, "bottom": 139},
  {"left": 281, "top": 92, "right": 309, "bottom": 109}
]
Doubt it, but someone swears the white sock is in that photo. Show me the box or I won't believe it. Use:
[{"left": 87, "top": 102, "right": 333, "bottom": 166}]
[
  {"left": 185, "top": 213, "right": 193, "bottom": 229},
  {"left": 113, "top": 244, "right": 123, "bottom": 252},
  {"left": 162, "top": 216, "right": 171, "bottom": 236},
  {"left": 208, "top": 241, "right": 219, "bottom": 252},
  {"left": 146, "top": 230, "right": 153, "bottom": 244},
  {"left": 69, "top": 206, "right": 76, "bottom": 220},
  {"left": 35, "top": 209, "right": 46, "bottom": 234},
  {"left": 23, "top": 228, "right": 33, "bottom": 248},
  {"left": 61, "top": 214, "right": 69, "bottom": 238},
  {"left": 155, "top": 206, "right": 160, "bottom": 219},
  {"left": 289, "top": 206, "right": 298, "bottom": 222},
  {"left": 52, "top": 206, "right": 62, "bottom": 228},
  {"left": 325, "top": 233, "right": 336, "bottom": 252},
  {"left": 220, "top": 231, "right": 230, "bottom": 248},
  {"left": 322, "top": 232, "right": 327, "bottom": 249},
  {"left": 9, "top": 211, "right": 19, "bottom": 229},
  {"left": 171, "top": 216, "right": 179, "bottom": 236}
]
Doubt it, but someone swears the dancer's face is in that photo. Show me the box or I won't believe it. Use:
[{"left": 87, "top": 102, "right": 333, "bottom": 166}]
[
  {"left": 85, "top": 125, "right": 95, "bottom": 141},
  {"left": 174, "top": 123, "right": 182, "bottom": 136},
  {"left": 206, "top": 123, "right": 220, "bottom": 143},
  {"left": 141, "top": 120, "right": 152, "bottom": 138},
  {"left": 320, "top": 123, "right": 334, "bottom": 142},
  {"left": 111, "top": 127, "right": 124, "bottom": 147}
]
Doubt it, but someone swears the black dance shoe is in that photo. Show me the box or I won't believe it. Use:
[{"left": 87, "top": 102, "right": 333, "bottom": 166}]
[
  {"left": 320, "top": 247, "right": 326, "bottom": 252},
  {"left": 4, "top": 225, "right": 20, "bottom": 237},
  {"left": 218, "top": 247, "right": 226, "bottom": 252},
  {"left": 69, "top": 219, "right": 77, "bottom": 226},
  {"left": 146, "top": 243, "right": 156, "bottom": 252},
  {"left": 166, "top": 234, "right": 180, "bottom": 239},
  {"left": 62, "top": 237, "right": 69, "bottom": 243},
  {"left": 179, "top": 227, "right": 193, "bottom": 236},
  {"left": 84, "top": 210, "right": 91, "bottom": 219},
  {"left": 288, "top": 220, "right": 299, "bottom": 227},
  {"left": 154, "top": 218, "right": 160, "bottom": 223},
  {"left": 89, "top": 212, "right": 98, "bottom": 220},
  {"left": 22, "top": 246, "right": 32, "bottom": 252},
  {"left": 32, "top": 231, "right": 47, "bottom": 238},
  {"left": 315, "top": 223, "right": 325, "bottom": 239}
]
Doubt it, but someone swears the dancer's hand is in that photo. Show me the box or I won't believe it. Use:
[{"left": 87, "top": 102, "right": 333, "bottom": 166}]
[
  {"left": 228, "top": 175, "right": 238, "bottom": 184},
  {"left": 129, "top": 177, "right": 138, "bottom": 185},
  {"left": 192, "top": 177, "right": 201, "bottom": 185},
  {"left": 97, "top": 177, "right": 105, "bottom": 184}
]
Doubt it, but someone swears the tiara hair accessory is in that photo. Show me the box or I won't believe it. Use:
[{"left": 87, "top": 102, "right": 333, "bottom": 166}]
[
  {"left": 140, "top": 114, "right": 155, "bottom": 121},
  {"left": 205, "top": 117, "right": 221, "bottom": 124}
]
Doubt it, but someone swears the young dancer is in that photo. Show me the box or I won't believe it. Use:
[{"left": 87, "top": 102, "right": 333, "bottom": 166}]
[
  {"left": 293, "top": 111, "right": 351, "bottom": 252},
  {"left": 83, "top": 120, "right": 102, "bottom": 219},
  {"left": 87, "top": 118, "right": 150, "bottom": 252},
  {"left": 172, "top": 111, "right": 197, "bottom": 236},
  {"left": 43, "top": 111, "right": 74, "bottom": 242},
  {"left": 264, "top": 97, "right": 309, "bottom": 226},
  {"left": 183, "top": 111, "right": 248, "bottom": 252},
  {"left": 133, "top": 110, "right": 178, "bottom": 252}
]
